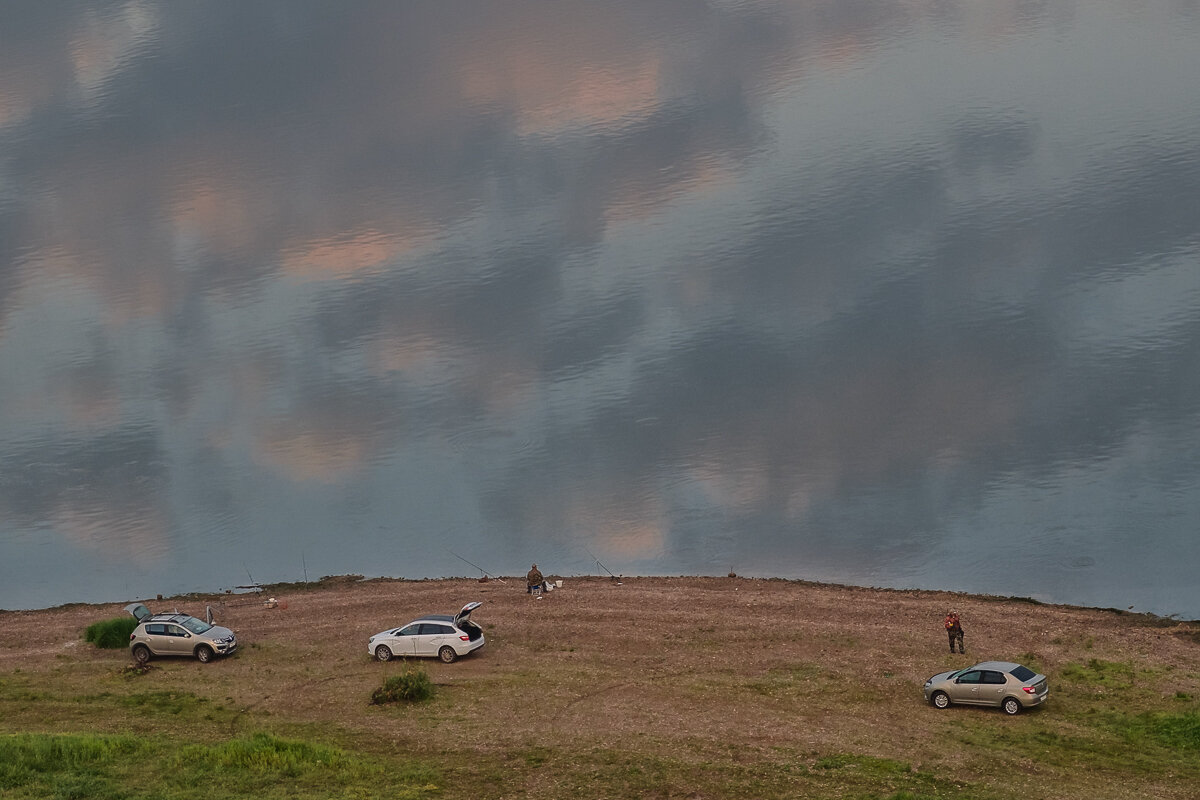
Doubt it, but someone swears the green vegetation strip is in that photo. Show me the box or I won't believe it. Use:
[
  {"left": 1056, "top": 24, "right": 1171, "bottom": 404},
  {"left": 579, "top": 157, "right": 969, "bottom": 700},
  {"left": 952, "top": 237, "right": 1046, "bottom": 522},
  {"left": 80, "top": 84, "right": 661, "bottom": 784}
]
[
  {"left": 486, "top": 748, "right": 1001, "bottom": 800},
  {"left": 1106, "top": 709, "right": 1200, "bottom": 749},
  {"left": 83, "top": 618, "right": 138, "bottom": 650},
  {"left": 0, "top": 727, "right": 1009, "bottom": 800},
  {"left": 0, "top": 732, "right": 439, "bottom": 800}
]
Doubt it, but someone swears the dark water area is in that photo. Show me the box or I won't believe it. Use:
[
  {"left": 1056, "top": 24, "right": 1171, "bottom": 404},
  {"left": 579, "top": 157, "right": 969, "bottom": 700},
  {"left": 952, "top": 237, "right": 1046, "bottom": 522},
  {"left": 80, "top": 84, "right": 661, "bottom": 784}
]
[{"left": 1, "top": 1, "right": 1198, "bottom": 616}]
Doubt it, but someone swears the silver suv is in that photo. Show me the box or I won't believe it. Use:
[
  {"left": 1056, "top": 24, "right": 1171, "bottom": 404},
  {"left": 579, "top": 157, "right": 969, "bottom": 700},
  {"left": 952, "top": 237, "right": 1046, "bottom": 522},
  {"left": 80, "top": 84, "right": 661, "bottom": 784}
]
[{"left": 125, "top": 603, "right": 238, "bottom": 664}]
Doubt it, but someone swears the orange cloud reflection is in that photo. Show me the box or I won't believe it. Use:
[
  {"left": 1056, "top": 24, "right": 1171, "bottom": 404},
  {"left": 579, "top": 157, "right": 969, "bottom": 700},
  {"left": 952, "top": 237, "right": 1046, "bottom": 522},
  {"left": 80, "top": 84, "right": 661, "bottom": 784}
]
[
  {"left": 461, "top": 53, "right": 664, "bottom": 136},
  {"left": 252, "top": 426, "right": 369, "bottom": 484},
  {"left": 280, "top": 228, "right": 417, "bottom": 281},
  {"left": 53, "top": 505, "right": 170, "bottom": 568}
]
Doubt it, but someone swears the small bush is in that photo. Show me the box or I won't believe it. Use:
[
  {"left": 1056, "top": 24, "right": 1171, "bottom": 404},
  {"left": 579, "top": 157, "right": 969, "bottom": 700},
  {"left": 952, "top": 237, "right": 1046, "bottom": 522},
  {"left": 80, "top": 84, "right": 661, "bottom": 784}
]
[
  {"left": 84, "top": 618, "right": 138, "bottom": 649},
  {"left": 371, "top": 669, "right": 434, "bottom": 704}
]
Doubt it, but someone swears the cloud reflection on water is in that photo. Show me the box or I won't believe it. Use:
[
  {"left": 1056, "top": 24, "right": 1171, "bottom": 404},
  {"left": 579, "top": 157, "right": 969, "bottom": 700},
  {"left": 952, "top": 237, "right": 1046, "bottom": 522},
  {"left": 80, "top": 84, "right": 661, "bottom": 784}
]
[{"left": 0, "top": 1, "right": 1198, "bottom": 615}]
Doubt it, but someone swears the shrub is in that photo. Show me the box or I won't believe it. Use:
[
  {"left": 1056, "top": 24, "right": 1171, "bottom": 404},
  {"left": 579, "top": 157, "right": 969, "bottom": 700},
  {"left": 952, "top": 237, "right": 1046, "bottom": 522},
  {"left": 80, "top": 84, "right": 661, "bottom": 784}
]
[
  {"left": 371, "top": 669, "right": 434, "bottom": 704},
  {"left": 83, "top": 618, "right": 138, "bottom": 649}
]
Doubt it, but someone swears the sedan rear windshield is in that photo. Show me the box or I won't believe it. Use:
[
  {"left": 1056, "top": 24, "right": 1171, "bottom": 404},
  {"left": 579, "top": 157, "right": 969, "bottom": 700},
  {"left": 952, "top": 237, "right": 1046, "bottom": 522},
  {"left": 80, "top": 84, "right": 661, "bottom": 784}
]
[{"left": 1009, "top": 665, "right": 1037, "bottom": 682}]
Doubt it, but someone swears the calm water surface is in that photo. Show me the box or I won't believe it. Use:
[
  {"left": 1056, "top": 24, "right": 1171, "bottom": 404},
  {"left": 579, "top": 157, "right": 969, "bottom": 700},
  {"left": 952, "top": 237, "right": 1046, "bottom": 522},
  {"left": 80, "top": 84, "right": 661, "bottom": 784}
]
[{"left": 2, "top": 1, "right": 1199, "bottom": 616}]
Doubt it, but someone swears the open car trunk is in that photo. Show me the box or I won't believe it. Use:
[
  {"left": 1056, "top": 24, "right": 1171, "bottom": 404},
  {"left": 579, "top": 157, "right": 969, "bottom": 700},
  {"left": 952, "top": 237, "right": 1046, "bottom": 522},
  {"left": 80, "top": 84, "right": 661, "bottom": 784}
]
[
  {"left": 455, "top": 601, "right": 483, "bottom": 641},
  {"left": 124, "top": 602, "right": 151, "bottom": 622}
]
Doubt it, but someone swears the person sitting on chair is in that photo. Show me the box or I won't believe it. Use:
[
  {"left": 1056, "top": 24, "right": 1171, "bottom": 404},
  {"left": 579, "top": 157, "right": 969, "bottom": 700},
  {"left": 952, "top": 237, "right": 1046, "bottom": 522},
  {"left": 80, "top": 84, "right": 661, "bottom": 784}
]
[{"left": 526, "top": 563, "right": 545, "bottom": 594}]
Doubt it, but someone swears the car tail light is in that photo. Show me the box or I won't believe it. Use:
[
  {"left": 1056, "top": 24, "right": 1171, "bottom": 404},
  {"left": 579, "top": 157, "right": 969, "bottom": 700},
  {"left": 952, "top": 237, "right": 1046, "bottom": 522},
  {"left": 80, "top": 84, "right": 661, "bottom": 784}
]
[
  {"left": 1022, "top": 686, "right": 1036, "bottom": 693},
  {"left": 459, "top": 635, "right": 469, "bottom": 641},
  {"left": 130, "top": 633, "right": 136, "bottom": 640}
]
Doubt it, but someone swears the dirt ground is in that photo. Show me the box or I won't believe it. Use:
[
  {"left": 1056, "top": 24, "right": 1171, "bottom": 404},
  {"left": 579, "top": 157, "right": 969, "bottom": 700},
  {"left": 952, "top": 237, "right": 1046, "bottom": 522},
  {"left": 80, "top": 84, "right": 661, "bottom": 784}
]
[{"left": 3, "top": 574, "right": 1199, "bottom": 798}]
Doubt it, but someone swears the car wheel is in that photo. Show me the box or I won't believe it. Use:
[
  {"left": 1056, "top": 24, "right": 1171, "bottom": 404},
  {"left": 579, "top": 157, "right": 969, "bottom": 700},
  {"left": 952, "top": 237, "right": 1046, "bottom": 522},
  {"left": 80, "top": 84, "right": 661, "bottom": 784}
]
[
  {"left": 931, "top": 691, "right": 950, "bottom": 709},
  {"left": 132, "top": 644, "right": 151, "bottom": 665},
  {"left": 375, "top": 645, "right": 393, "bottom": 662},
  {"left": 1002, "top": 697, "right": 1021, "bottom": 716},
  {"left": 195, "top": 644, "right": 215, "bottom": 663},
  {"left": 438, "top": 646, "right": 457, "bottom": 664}
]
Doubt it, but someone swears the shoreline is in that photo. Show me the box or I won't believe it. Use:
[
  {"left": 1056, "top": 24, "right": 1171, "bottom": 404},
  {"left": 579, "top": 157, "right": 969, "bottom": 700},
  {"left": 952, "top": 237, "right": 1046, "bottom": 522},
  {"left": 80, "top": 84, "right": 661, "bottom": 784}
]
[{"left": 3, "top": 572, "right": 1196, "bottom": 624}]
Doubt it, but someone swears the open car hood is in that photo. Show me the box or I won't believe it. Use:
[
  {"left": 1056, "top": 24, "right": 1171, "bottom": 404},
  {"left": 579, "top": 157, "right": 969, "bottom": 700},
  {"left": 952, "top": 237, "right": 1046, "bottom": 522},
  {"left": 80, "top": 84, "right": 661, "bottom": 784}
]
[{"left": 454, "top": 601, "right": 482, "bottom": 626}]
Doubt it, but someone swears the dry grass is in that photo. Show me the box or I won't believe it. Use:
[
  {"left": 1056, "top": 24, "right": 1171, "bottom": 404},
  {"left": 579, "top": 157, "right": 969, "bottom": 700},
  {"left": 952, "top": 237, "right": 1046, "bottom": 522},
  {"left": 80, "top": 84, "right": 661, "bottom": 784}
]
[{"left": 2, "top": 575, "right": 1199, "bottom": 799}]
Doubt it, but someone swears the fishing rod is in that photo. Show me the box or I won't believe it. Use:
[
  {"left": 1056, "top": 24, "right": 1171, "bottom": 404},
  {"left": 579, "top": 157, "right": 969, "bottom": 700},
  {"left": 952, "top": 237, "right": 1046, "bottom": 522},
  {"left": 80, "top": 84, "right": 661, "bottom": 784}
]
[
  {"left": 449, "top": 550, "right": 505, "bottom": 582},
  {"left": 583, "top": 546, "right": 618, "bottom": 579}
]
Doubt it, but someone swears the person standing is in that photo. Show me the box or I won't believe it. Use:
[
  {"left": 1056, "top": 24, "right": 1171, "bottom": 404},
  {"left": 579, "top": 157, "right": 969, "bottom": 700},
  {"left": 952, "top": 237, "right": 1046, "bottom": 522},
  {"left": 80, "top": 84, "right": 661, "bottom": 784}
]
[
  {"left": 944, "top": 610, "right": 965, "bottom": 653},
  {"left": 526, "top": 563, "right": 545, "bottom": 594}
]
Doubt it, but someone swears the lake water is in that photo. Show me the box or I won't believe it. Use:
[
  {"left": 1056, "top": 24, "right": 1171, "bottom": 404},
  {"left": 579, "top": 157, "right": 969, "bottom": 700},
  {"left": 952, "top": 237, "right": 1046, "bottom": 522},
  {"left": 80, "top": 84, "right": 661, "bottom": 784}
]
[{"left": 1, "top": 1, "right": 1198, "bottom": 617}]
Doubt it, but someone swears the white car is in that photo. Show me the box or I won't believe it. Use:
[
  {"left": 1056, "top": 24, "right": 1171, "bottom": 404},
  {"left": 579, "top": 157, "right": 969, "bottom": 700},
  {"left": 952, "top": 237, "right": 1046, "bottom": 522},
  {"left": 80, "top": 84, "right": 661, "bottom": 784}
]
[{"left": 368, "top": 601, "right": 484, "bottom": 663}]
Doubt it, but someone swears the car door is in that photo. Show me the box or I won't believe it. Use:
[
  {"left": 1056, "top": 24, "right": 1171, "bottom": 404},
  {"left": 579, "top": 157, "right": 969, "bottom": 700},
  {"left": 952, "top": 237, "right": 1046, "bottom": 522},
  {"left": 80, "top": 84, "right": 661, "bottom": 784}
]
[
  {"left": 417, "top": 623, "right": 455, "bottom": 656},
  {"left": 949, "top": 670, "right": 983, "bottom": 704},
  {"left": 164, "top": 623, "right": 192, "bottom": 655},
  {"left": 388, "top": 624, "right": 420, "bottom": 657},
  {"left": 979, "top": 670, "right": 1010, "bottom": 706},
  {"left": 141, "top": 623, "right": 171, "bottom": 655}
]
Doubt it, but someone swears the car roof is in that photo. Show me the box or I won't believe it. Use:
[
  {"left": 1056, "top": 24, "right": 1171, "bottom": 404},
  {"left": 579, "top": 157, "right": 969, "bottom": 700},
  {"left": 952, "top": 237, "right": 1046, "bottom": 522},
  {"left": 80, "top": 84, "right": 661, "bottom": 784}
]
[
  {"left": 144, "top": 613, "right": 195, "bottom": 624},
  {"left": 970, "top": 661, "right": 1025, "bottom": 672},
  {"left": 405, "top": 602, "right": 483, "bottom": 627}
]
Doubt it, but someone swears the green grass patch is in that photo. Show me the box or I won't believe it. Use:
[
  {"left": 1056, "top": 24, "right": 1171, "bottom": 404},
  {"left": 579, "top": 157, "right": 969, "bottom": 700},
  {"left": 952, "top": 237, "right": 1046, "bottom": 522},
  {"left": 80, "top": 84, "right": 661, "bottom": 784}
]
[
  {"left": 499, "top": 746, "right": 994, "bottom": 800},
  {"left": 1105, "top": 709, "right": 1200, "bottom": 750},
  {"left": 947, "top": 706, "right": 1200, "bottom": 780},
  {"left": 117, "top": 690, "right": 211, "bottom": 716},
  {"left": 1060, "top": 658, "right": 1135, "bottom": 689},
  {"left": 0, "top": 674, "right": 237, "bottom": 733},
  {"left": 0, "top": 731, "right": 438, "bottom": 800},
  {"left": 814, "top": 753, "right": 911, "bottom": 775},
  {"left": 83, "top": 618, "right": 137, "bottom": 650}
]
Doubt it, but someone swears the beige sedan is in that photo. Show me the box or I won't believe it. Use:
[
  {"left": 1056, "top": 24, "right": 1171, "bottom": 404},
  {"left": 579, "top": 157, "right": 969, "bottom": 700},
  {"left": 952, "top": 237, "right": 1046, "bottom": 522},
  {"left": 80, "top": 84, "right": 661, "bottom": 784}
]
[{"left": 924, "top": 660, "right": 1048, "bottom": 715}]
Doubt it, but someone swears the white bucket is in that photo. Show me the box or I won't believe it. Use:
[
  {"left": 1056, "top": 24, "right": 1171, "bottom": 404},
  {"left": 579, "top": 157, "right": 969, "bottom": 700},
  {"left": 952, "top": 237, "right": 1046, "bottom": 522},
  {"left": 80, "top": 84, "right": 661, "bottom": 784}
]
[{"left": 555, "top": 580, "right": 563, "bottom": 588}]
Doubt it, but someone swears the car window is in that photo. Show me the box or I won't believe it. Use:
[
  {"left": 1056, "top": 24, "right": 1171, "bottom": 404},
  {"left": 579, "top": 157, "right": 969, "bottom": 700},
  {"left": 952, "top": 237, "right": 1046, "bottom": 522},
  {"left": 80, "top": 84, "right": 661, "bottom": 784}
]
[
  {"left": 145, "top": 624, "right": 167, "bottom": 635},
  {"left": 982, "top": 671, "right": 1007, "bottom": 685},
  {"left": 956, "top": 670, "right": 982, "bottom": 684},
  {"left": 166, "top": 625, "right": 187, "bottom": 637},
  {"left": 397, "top": 625, "right": 420, "bottom": 637},
  {"left": 180, "top": 617, "right": 212, "bottom": 635},
  {"left": 1009, "top": 665, "right": 1037, "bottom": 682},
  {"left": 419, "top": 623, "right": 453, "bottom": 635}
]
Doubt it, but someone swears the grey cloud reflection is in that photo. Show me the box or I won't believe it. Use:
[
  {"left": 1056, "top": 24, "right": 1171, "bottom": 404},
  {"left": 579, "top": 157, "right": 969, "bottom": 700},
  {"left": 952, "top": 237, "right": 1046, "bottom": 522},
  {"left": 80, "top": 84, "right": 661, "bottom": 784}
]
[
  {"left": 477, "top": 113, "right": 1200, "bottom": 569},
  {"left": 0, "top": 0, "right": 944, "bottom": 318},
  {"left": 0, "top": 427, "right": 170, "bottom": 563},
  {"left": 3, "top": 1, "right": 1198, "bottom": 589},
  {"left": 247, "top": 382, "right": 408, "bottom": 484}
]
